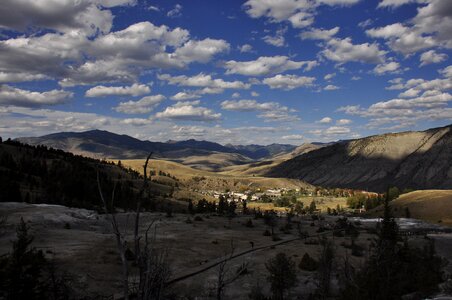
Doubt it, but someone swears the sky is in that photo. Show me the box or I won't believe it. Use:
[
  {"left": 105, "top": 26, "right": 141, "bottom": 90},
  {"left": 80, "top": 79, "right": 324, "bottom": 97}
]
[{"left": 0, "top": 0, "right": 451, "bottom": 145}]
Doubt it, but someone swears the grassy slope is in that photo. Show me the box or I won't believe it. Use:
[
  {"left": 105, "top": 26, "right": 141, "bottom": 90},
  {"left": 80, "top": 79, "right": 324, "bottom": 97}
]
[
  {"left": 370, "top": 190, "right": 452, "bottom": 226},
  {"left": 121, "top": 159, "right": 314, "bottom": 194}
]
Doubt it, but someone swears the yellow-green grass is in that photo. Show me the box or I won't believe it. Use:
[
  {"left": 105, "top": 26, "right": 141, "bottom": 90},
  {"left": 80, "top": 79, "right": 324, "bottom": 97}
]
[
  {"left": 369, "top": 190, "right": 452, "bottom": 226},
  {"left": 120, "top": 159, "right": 313, "bottom": 192}
]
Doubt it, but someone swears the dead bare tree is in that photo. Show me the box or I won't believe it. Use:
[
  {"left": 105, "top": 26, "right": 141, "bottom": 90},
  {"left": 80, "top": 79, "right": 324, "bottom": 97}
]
[
  {"left": 98, "top": 153, "right": 170, "bottom": 300},
  {"left": 215, "top": 241, "right": 249, "bottom": 300}
]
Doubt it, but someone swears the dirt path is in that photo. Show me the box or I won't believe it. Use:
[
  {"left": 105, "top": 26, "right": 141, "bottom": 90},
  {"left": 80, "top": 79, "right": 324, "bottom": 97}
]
[{"left": 166, "top": 230, "right": 334, "bottom": 285}]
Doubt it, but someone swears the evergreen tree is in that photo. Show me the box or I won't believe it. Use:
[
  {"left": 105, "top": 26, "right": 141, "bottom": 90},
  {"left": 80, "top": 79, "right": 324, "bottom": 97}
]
[
  {"left": 0, "top": 218, "right": 47, "bottom": 300},
  {"left": 265, "top": 252, "right": 297, "bottom": 300}
]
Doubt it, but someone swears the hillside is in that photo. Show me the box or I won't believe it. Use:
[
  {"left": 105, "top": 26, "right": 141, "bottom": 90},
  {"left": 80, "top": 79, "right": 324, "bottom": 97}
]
[
  {"left": 369, "top": 190, "right": 452, "bottom": 226},
  {"left": 16, "top": 130, "right": 296, "bottom": 169},
  {"left": 267, "top": 125, "right": 452, "bottom": 192},
  {"left": 121, "top": 159, "right": 314, "bottom": 194},
  {"left": 0, "top": 139, "right": 146, "bottom": 210}
]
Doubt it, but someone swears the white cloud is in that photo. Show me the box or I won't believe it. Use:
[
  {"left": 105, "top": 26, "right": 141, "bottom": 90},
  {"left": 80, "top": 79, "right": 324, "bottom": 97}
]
[
  {"left": 221, "top": 99, "right": 299, "bottom": 122},
  {"left": 121, "top": 118, "right": 151, "bottom": 126},
  {"left": 224, "top": 56, "right": 318, "bottom": 76},
  {"left": 114, "top": 95, "right": 165, "bottom": 114},
  {"left": 324, "top": 126, "right": 351, "bottom": 135},
  {"left": 167, "top": 4, "right": 182, "bottom": 18},
  {"left": 338, "top": 72, "right": 452, "bottom": 130},
  {"left": 336, "top": 118, "right": 352, "bottom": 125},
  {"left": 324, "top": 73, "right": 336, "bottom": 80},
  {"left": 0, "top": 72, "right": 49, "bottom": 83},
  {"left": 300, "top": 27, "right": 339, "bottom": 40},
  {"left": 251, "top": 91, "right": 259, "bottom": 97},
  {"left": 221, "top": 99, "right": 282, "bottom": 112},
  {"left": 0, "top": 21, "right": 229, "bottom": 87},
  {"left": 398, "top": 88, "right": 421, "bottom": 98},
  {"left": 318, "top": 117, "right": 333, "bottom": 123},
  {"left": 368, "top": 1, "right": 452, "bottom": 54},
  {"left": 281, "top": 134, "right": 303, "bottom": 140},
  {"left": 0, "top": 0, "right": 131, "bottom": 36},
  {"left": 440, "top": 66, "right": 452, "bottom": 78},
  {"left": 85, "top": 83, "right": 150, "bottom": 97},
  {"left": 263, "top": 74, "right": 316, "bottom": 90},
  {"left": 351, "top": 76, "right": 361, "bottom": 80},
  {"left": 373, "top": 61, "right": 401, "bottom": 75},
  {"left": 155, "top": 101, "right": 221, "bottom": 121},
  {"left": 0, "top": 84, "right": 73, "bottom": 107},
  {"left": 322, "top": 37, "right": 386, "bottom": 64},
  {"left": 170, "top": 91, "right": 201, "bottom": 101},
  {"left": 358, "top": 19, "right": 373, "bottom": 28},
  {"left": 158, "top": 73, "right": 250, "bottom": 90},
  {"left": 324, "top": 84, "right": 340, "bottom": 90},
  {"left": 174, "top": 38, "right": 230, "bottom": 64},
  {"left": 239, "top": 44, "right": 253, "bottom": 53},
  {"left": 243, "top": 0, "right": 359, "bottom": 28},
  {"left": 377, "top": 0, "right": 417, "bottom": 8},
  {"left": 419, "top": 50, "right": 448, "bottom": 67},
  {"left": 262, "top": 27, "right": 287, "bottom": 47}
]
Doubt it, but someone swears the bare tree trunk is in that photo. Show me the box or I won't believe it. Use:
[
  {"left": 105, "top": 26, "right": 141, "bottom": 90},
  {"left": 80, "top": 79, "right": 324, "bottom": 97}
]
[{"left": 97, "top": 173, "right": 129, "bottom": 300}]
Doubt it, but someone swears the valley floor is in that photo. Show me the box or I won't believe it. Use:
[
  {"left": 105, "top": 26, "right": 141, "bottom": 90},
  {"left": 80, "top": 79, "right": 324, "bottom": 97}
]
[{"left": 1, "top": 202, "right": 452, "bottom": 299}]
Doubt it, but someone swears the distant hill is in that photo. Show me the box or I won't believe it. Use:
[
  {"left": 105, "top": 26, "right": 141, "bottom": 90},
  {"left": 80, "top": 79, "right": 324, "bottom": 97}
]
[
  {"left": 267, "top": 125, "right": 452, "bottom": 192},
  {"left": 16, "top": 130, "right": 297, "bottom": 169},
  {"left": 368, "top": 190, "right": 452, "bottom": 226},
  {"left": 221, "top": 142, "right": 327, "bottom": 176}
]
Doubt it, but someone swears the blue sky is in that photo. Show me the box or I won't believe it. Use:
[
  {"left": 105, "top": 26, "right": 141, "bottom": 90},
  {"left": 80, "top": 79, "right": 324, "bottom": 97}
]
[{"left": 0, "top": 0, "right": 451, "bottom": 145}]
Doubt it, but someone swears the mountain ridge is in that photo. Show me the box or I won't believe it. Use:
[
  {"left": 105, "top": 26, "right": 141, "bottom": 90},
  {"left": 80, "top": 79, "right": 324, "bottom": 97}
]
[
  {"left": 16, "top": 129, "right": 297, "bottom": 162},
  {"left": 267, "top": 124, "right": 452, "bottom": 192}
]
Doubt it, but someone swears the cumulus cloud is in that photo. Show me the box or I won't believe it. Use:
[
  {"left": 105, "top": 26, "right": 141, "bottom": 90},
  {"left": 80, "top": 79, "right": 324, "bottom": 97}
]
[
  {"left": 310, "top": 125, "right": 352, "bottom": 137},
  {"left": 167, "top": 4, "right": 182, "bottom": 18},
  {"left": 224, "top": 56, "right": 318, "bottom": 76},
  {"left": 243, "top": 0, "right": 359, "bottom": 28},
  {"left": 0, "top": 85, "right": 73, "bottom": 107},
  {"left": 221, "top": 99, "right": 282, "bottom": 112},
  {"left": 324, "top": 73, "right": 336, "bottom": 81},
  {"left": 339, "top": 72, "right": 452, "bottom": 129},
  {"left": 239, "top": 44, "right": 253, "bottom": 53},
  {"left": 373, "top": 61, "right": 401, "bottom": 75},
  {"left": 281, "top": 134, "right": 303, "bottom": 140},
  {"left": 377, "top": 0, "right": 417, "bottom": 8},
  {"left": 85, "top": 83, "right": 150, "bottom": 97},
  {"left": 173, "top": 38, "right": 230, "bottom": 64},
  {"left": 324, "top": 84, "right": 340, "bottom": 90},
  {"left": 114, "top": 95, "right": 165, "bottom": 114},
  {"left": 300, "top": 27, "right": 339, "bottom": 40},
  {"left": 120, "top": 118, "right": 151, "bottom": 126},
  {"left": 318, "top": 117, "right": 333, "bottom": 123},
  {"left": 155, "top": 101, "right": 221, "bottom": 121},
  {"left": 419, "top": 50, "right": 448, "bottom": 66},
  {"left": 440, "top": 66, "right": 452, "bottom": 78},
  {"left": 336, "top": 118, "right": 352, "bottom": 125},
  {"left": 221, "top": 99, "right": 299, "bottom": 122},
  {"left": 262, "top": 27, "right": 287, "bottom": 47},
  {"left": 158, "top": 73, "right": 250, "bottom": 90},
  {"left": 262, "top": 74, "right": 316, "bottom": 90},
  {"left": 0, "top": 21, "right": 230, "bottom": 86},
  {"left": 0, "top": 0, "right": 134, "bottom": 36},
  {"left": 368, "top": 1, "right": 452, "bottom": 54},
  {"left": 322, "top": 37, "right": 386, "bottom": 64}
]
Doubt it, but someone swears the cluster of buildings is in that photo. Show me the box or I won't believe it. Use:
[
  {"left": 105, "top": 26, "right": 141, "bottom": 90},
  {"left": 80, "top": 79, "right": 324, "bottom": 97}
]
[{"left": 206, "top": 188, "right": 294, "bottom": 203}]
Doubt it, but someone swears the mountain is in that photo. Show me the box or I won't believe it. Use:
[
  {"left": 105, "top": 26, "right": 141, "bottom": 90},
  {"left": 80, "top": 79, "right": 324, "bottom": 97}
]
[
  {"left": 267, "top": 125, "right": 452, "bottom": 192},
  {"left": 16, "top": 130, "right": 296, "bottom": 165},
  {"left": 226, "top": 144, "right": 297, "bottom": 159}
]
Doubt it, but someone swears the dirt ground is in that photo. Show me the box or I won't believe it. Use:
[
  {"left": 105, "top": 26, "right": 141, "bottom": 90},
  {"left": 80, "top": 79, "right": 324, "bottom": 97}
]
[{"left": 1, "top": 202, "right": 451, "bottom": 299}]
